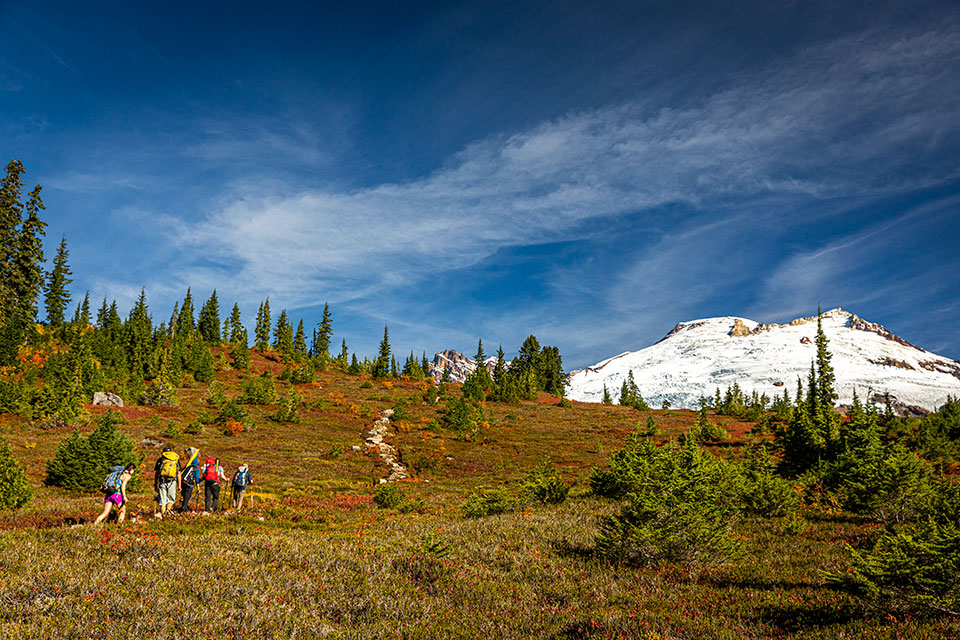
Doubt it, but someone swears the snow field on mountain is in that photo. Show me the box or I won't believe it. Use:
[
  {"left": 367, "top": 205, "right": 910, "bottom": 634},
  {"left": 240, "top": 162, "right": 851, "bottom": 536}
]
[{"left": 567, "top": 309, "right": 960, "bottom": 411}]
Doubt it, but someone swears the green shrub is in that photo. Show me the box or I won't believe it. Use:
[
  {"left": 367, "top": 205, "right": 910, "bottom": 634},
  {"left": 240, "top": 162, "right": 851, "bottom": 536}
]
[
  {"left": 398, "top": 496, "right": 425, "bottom": 514},
  {"left": 696, "top": 421, "right": 729, "bottom": 442},
  {"left": 238, "top": 373, "right": 277, "bottom": 404},
  {"left": 0, "top": 439, "right": 31, "bottom": 510},
  {"left": 373, "top": 483, "right": 404, "bottom": 509},
  {"left": 45, "top": 410, "right": 142, "bottom": 492},
  {"left": 161, "top": 420, "right": 182, "bottom": 438},
  {"left": 231, "top": 345, "right": 250, "bottom": 371},
  {"left": 288, "top": 362, "right": 314, "bottom": 384},
  {"left": 828, "top": 519, "right": 960, "bottom": 616},
  {"left": 592, "top": 437, "right": 743, "bottom": 579},
  {"left": 463, "top": 487, "right": 515, "bottom": 517},
  {"left": 205, "top": 383, "right": 228, "bottom": 408},
  {"left": 215, "top": 400, "right": 251, "bottom": 427},
  {"left": 184, "top": 419, "right": 204, "bottom": 435},
  {"left": 360, "top": 380, "right": 373, "bottom": 389},
  {"left": 392, "top": 403, "right": 409, "bottom": 421},
  {"left": 520, "top": 459, "right": 570, "bottom": 505},
  {"left": 440, "top": 396, "right": 485, "bottom": 440},
  {"left": 558, "top": 397, "right": 573, "bottom": 408},
  {"left": 270, "top": 391, "right": 301, "bottom": 424},
  {"left": 328, "top": 443, "right": 344, "bottom": 458}
]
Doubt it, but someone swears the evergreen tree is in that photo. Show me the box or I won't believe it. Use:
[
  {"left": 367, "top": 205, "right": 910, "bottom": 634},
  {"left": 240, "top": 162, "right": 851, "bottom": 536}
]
[
  {"left": 197, "top": 290, "right": 221, "bottom": 344},
  {"left": 315, "top": 302, "right": 333, "bottom": 360},
  {"left": 513, "top": 335, "right": 542, "bottom": 382},
  {"left": 814, "top": 307, "right": 840, "bottom": 455},
  {"left": 372, "top": 324, "right": 392, "bottom": 379},
  {"left": 619, "top": 371, "right": 650, "bottom": 411},
  {"left": 0, "top": 438, "right": 31, "bottom": 510},
  {"left": 254, "top": 298, "right": 271, "bottom": 351},
  {"left": 463, "top": 338, "right": 495, "bottom": 400},
  {"left": 10, "top": 183, "right": 47, "bottom": 324},
  {"left": 167, "top": 301, "right": 180, "bottom": 338},
  {"left": 45, "top": 411, "right": 141, "bottom": 491},
  {"left": 337, "top": 339, "right": 349, "bottom": 368},
  {"left": 538, "top": 345, "right": 565, "bottom": 396},
  {"left": 402, "top": 351, "right": 426, "bottom": 380},
  {"left": 177, "top": 288, "right": 195, "bottom": 334},
  {"left": 273, "top": 309, "right": 293, "bottom": 358},
  {"left": 490, "top": 345, "right": 521, "bottom": 402},
  {"left": 602, "top": 384, "right": 612, "bottom": 404},
  {"left": 231, "top": 330, "right": 250, "bottom": 371},
  {"left": 228, "top": 303, "right": 244, "bottom": 345},
  {"left": 778, "top": 377, "right": 825, "bottom": 475},
  {"left": 125, "top": 289, "right": 152, "bottom": 379},
  {"left": 421, "top": 351, "right": 430, "bottom": 375},
  {"left": 390, "top": 354, "right": 399, "bottom": 378},
  {"left": 71, "top": 291, "right": 91, "bottom": 327},
  {"left": 293, "top": 319, "right": 308, "bottom": 361},
  {"left": 43, "top": 235, "right": 72, "bottom": 328},
  {"left": 348, "top": 353, "right": 361, "bottom": 375}
]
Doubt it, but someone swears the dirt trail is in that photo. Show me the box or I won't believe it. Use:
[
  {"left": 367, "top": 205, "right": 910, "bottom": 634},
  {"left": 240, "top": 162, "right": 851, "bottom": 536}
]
[{"left": 365, "top": 409, "right": 409, "bottom": 483}]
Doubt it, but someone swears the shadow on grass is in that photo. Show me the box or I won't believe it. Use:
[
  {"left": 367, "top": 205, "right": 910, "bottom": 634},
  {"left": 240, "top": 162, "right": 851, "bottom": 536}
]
[
  {"left": 709, "top": 575, "right": 822, "bottom": 590},
  {"left": 551, "top": 538, "right": 596, "bottom": 561},
  {"left": 759, "top": 602, "right": 862, "bottom": 632}
]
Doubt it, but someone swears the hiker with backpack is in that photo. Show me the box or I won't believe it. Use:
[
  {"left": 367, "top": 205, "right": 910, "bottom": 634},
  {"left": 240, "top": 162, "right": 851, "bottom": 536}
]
[
  {"left": 232, "top": 464, "right": 253, "bottom": 511},
  {"left": 179, "top": 446, "right": 202, "bottom": 513},
  {"left": 154, "top": 446, "right": 182, "bottom": 519},
  {"left": 94, "top": 463, "right": 136, "bottom": 525},
  {"left": 202, "top": 457, "right": 228, "bottom": 512}
]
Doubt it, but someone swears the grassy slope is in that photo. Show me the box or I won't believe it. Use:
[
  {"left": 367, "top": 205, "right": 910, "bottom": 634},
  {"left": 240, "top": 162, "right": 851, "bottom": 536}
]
[{"left": 0, "top": 352, "right": 955, "bottom": 639}]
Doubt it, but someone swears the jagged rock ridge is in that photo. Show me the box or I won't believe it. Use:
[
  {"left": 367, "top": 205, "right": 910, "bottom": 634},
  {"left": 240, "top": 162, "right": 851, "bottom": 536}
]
[{"left": 428, "top": 349, "right": 498, "bottom": 383}]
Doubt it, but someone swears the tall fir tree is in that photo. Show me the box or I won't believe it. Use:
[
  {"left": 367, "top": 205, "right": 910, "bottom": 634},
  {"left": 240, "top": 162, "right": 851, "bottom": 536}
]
[
  {"left": 43, "top": 235, "right": 72, "bottom": 328},
  {"left": 315, "top": 302, "right": 333, "bottom": 360},
  {"left": 602, "top": 384, "right": 612, "bottom": 404},
  {"left": 254, "top": 298, "right": 271, "bottom": 351},
  {"left": 372, "top": 324, "right": 391, "bottom": 379},
  {"left": 197, "top": 290, "right": 221, "bottom": 344},
  {"left": 814, "top": 306, "right": 840, "bottom": 455},
  {"left": 463, "top": 338, "right": 495, "bottom": 400},
  {"left": 71, "top": 291, "right": 91, "bottom": 327},
  {"left": 293, "top": 319, "right": 308, "bottom": 361},
  {"left": 177, "top": 288, "right": 195, "bottom": 334},
  {"left": 273, "top": 309, "right": 293, "bottom": 357},
  {"left": 227, "top": 303, "right": 244, "bottom": 345}
]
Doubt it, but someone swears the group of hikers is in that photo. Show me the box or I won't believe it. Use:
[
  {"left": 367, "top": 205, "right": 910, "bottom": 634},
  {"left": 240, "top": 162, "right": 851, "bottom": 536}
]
[{"left": 94, "top": 445, "right": 254, "bottom": 524}]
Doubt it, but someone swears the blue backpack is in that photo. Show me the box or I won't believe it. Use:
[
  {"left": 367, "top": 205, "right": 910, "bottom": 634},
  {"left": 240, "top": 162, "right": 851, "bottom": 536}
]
[
  {"left": 233, "top": 469, "right": 248, "bottom": 489},
  {"left": 100, "top": 465, "right": 124, "bottom": 494}
]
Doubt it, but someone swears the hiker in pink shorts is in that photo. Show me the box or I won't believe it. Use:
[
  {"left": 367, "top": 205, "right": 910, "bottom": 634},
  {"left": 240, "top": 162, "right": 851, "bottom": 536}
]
[{"left": 95, "top": 463, "right": 136, "bottom": 524}]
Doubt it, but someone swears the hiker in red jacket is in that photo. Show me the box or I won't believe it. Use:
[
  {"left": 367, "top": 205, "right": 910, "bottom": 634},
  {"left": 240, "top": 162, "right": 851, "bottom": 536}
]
[{"left": 202, "top": 458, "right": 228, "bottom": 512}]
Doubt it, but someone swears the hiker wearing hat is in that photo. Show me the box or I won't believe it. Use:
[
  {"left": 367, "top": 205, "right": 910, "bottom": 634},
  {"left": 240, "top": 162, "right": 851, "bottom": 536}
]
[
  {"left": 179, "top": 447, "right": 202, "bottom": 512},
  {"left": 94, "top": 463, "right": 136, "bottom": 525},
  {"left": 232, "top": 464, "right": 253, "bottom": 511},
  {"left": 154, "top": 446, "right": 182, "bottom": 519},
  {"left": 202, "top": 457, "right": 228, "bottom": 512}
]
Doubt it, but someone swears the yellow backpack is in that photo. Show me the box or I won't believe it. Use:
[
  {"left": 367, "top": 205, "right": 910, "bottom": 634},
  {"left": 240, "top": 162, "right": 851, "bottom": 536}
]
[{"left": 159, "top": 452, "right": 179, "bottom": 479}]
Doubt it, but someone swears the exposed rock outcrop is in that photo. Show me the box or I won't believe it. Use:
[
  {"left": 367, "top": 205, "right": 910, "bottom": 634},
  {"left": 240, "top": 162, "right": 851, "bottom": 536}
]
[
  {"left": 92, "top": 392, "right": 123, "bottom": 407},
  {"left": 428, "top": 349, "right": 498, "bottom": 383}
]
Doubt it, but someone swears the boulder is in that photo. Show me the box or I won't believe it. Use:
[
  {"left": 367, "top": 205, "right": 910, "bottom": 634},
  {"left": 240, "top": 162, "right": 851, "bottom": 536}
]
[{"left": 92, "top": 392, "right": 123, "bottom": 407}]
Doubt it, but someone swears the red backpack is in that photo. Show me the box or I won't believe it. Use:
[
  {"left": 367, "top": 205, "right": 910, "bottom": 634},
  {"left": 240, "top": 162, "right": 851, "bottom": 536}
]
[{"left": 203, "top": 458, "right": 219, "bottom": 481}]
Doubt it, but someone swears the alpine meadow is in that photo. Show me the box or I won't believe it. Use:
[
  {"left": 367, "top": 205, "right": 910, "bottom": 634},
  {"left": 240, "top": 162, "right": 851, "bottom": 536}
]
[{"left": 3, "top": 1, "right": 960, "bottom": 638}]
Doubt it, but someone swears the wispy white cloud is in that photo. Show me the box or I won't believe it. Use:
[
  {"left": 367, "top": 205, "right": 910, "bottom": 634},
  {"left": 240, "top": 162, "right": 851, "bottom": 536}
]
[{"left": 156, "top": 21, "right": 960, "bottom": 315}]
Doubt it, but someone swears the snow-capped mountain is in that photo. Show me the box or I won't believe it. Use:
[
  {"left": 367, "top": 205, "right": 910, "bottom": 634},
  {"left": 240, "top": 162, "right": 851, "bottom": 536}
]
[{"left": 566, "top": 308, "right": 960, "bottom": 411}]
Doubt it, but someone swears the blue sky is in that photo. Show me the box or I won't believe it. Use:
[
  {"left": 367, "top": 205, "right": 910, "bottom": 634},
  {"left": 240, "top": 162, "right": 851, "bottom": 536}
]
[{"left": 2, "top": 0, "right": 960, "bottom": 367}]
